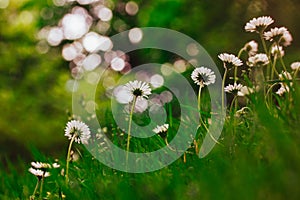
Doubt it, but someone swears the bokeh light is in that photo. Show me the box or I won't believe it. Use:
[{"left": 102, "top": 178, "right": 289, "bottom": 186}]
[
  {"left": 47, "top": 27, "right": 64, "bottom": 46},
  {"left": 160, "top": 91, "right": 173, "bottom": 103},
  {"left": 111, "top": 57, "right": 125, "bottom": 71},
  {"left": 128, "top": 27, "right": 143, "bottom": 43},
  {"left": 125, "top": 1, "right": 139, "bottom": 16},
  {"left": 83, "top": 53, "right": 101, "bottom": 71},
  {"left": 62, "top": 42, "right": 83, "bottom": 61},
  {"left": 160, "top": 63, "right": 173, "bottom": 76},
  {"left": 150, "top": 74, "right": 164, "bottom": 88},
  {"left": 186, "top": 43, "right": 199, "bottom": 56},
  {"left": 62, "top": 13, "right": 89, "bottom": 40},
  {"left": 97, "top": 6, "right": 113, "bottom": 22},
  {"left": 173, "top": 59, "right": 187, "bottom": 73}
]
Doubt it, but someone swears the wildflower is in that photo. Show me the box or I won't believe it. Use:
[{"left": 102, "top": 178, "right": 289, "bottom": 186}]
[
  {"left": 224, "top": 83, "right": 245, "bottom": 96},
  {"left": 247, "top": 53, "right": 269, "bottom": 67},
  {"left": 271, "top": 45, "right": 284, "bottom": 57},
  {"left": 240, "top": 86, "right": 255, "bottom": 96},
  {"left": 31, "top": 162, "right": 51, "bottom": 169},
  {"left": 244, "top": 16, "right": 274, "bottom": 32},
  {"left": 124, "top": 80, "right": 151, "bottom": 102},
  {"left": 29, "top": 167, "right": 50, "bottom": 178},
  {"left": 191, "top": 66, "right": 216, "bottom": 87},
  {"left": 276, "top": 83, "right": 289, "bottom": 96},
  {"left": 64, "top": 120, "right": 91, "bottom": 144},
  {"left": 31, "top": 162, "right": 60, "bottom": 169},
  {"left": 244, "top": 40, "right": 258, "bottom": 56},
  {"left": 279, "top": 71, "right": 292, "bottom": 81},
  {"left": 218, "top": 53, "right": 243, "bottom": 67},
  {"left": 264, "top": 27, "right": 292, "bottom": 46},
  {"left": 153, "top": 124, "right": 169, "bottom": 139},
  {"left": 281, "top": 31, "right": 293, "bottom": 46},
  {"left": 52, "top": 163, "right": 60, "bottom": 168},
  {"left": 290, "top": 62, "right": 300, "bottom": 71}
]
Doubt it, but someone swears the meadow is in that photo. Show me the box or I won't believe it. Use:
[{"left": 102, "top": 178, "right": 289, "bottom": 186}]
[{"left": 1, "top": 0, "right": 300, "bottom": 199}]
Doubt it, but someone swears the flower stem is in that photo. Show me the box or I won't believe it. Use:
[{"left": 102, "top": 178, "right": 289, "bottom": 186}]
[
  {"left": 65, "top": 134, "right": 76, "bottom": 184},
  {"left": 277, "top": 42, "right": 287, "bottom": 72},
  {"left": 126, "top": 96, "right": 137, "bottom": 166},
  {"left": 234, "top": 66, "right": 238, "bottom": 83},
  {"left": 39, "top": 176, "right": 44, "bottom": 200},
  {"left": 271, "top": 54, "right": 279, "bottom": 80},
  {"left": 260, "top": 32, "right": 269, "bottom": 57},
  {"left": 30, "top": 179, "right": 40, "bottom": 200},
  {"left": 293, "top": 68, "right": 299, "bottom": 79},
  {"left": 260, "top": 31, "right": 273, "bottom": 81},
  {"left": 237, "top": 48, "right": 244, "bottom": 58},
  {"left": 197, "top": 85, "right": 203, "bottom": 123},
  {"left": 222, "top": 65, "right": 228, "bottom": 113}
]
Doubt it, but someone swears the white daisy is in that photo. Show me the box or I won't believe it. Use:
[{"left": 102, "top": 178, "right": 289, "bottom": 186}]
[
  {"left": 263, "top": 27, "right": 291, "bottom": 44},
  {"left": 244, "top": 40, "right": 258, "bottom": 56},
  {"left": 247, "top": 53, "right": 269, "bottom": 67},
  {"left": 290, "top": 62, "right": 300, "bottom": 71},
  {"left": 278, "top": 71, "right": 292, "bottom": 81},
  {"left": 224, "top": 83, "right": 245, "bottom": 96},
  {"left": 276, "top": 83, "right": 289, "bottom": 96},
  {"left": 218, "top": 53, "right": 243, "bottom": 67},
  {"left": 191, "top": 66, "right": 216, "bottom": 87},
  {"left": 29, "top": 167, "right": 50, "bottom": 178},
  {"left": 240, "top": 86, "right": 255, "bottom": 96},
  {"left": 64, "top": 120, "right": 91, "bottom": 144},
  {"left": 31, "top": 162, "right": 51, "bottom": 169},
  {"left": 271, "top": 45, "right": 284, "bottom": 57},
  {"left": 244, "top": 16, "right": 274, "bottom": 32},
  {"left": 153, "top": 124, "right": 169, "bottom": 138},
  {"left": 52, "top": 163, "right": 60, "bottom": 168},
  {"left": 124, "top": 80, "right": 151, "bottom": 102},
  {"left": 30, "top": 161, "right": 60, "bottom": 169},
  {"left": 281, "top": 30, "right": 293, "bottom": 46}
]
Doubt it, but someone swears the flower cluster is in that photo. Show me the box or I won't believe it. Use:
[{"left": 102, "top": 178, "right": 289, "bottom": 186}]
[{"left": 28, "top": 161, "right": 60, "bottom": 178}]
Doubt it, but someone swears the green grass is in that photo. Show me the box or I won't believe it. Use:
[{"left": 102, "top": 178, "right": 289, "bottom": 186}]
[{"left": 1, "top": 84, "right": 300, "bottom": 200}]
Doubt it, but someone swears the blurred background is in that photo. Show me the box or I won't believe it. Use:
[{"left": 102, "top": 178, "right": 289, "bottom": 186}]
[{"left": 0, "top": 0, "right": 300, "bottom": 163}]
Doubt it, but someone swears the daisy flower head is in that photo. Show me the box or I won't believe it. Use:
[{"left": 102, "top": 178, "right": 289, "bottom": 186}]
[
  {"left": 247, "top": 53, "right": 269, "bottom": 67},
  {"left": 191, "top": 66, "right": 216, "bottom": 87},
  {"left": 290, "top": 62, "right": 300, "bottom": 71},
  {"left": 278, "top": 71, "right": 292, "bottom": 81},
  {"left": 124, "top": 80, "right": 151, "bottom": 102},
  {"left": 282, "top": 30, "right": 293, "bottom": 46},
  {"left": 218, "top": 53, "right": 243, "bottom": 68},
  {"left": 64, "top": 120, "right": 91, "bottom": 144},
  {"left": 240, "top": 86, "right": 255, "bottom": 96},
  {"left": 29, "top": 167, "right": 50, "bottom": 178},
  {"left": 276, "top": 83, "right": 290, "bottom": 96},
  {"left": 30, "top": 161, "right": 60, "bottom": 169},
  {"left": 271, "top": 45, "right": 284, "bottom": 58},
  {"left": 244, "top": 40, "right": 258, "bottom": 56},
  {"left": 264, "top": 27, "right": 292, "bottom": 45},
  {"left": 244, "top": 16, "right": 274, "bottom": 32},
  {"left": 224, "top": 83, "right": 245, "bottom": 96},
  {"left": 31, "top": 162, "right": 51, "bottom": 169},
  {"left": 153, "top": 124, "right": 169, "bottom": 139}
]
